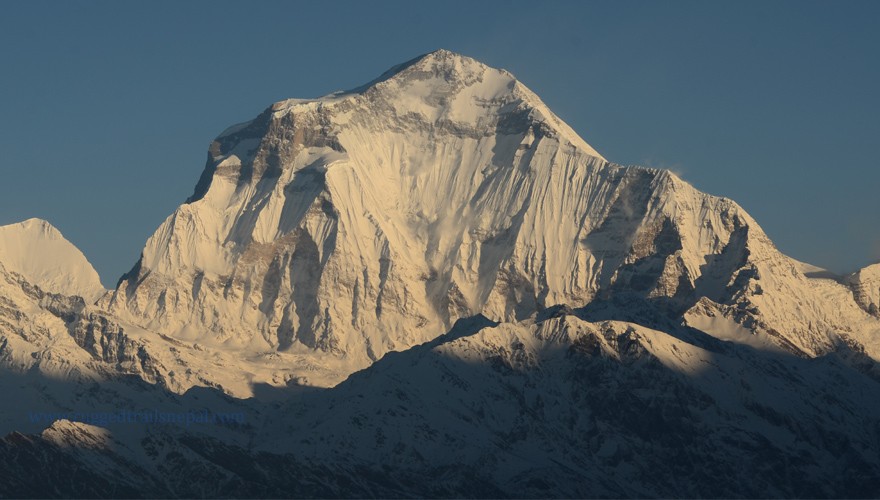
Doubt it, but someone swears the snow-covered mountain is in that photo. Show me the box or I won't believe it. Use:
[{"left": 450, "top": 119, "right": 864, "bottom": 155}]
[
  {"left": 0, "top": 219, "right": 104, "bottom": 302},
  {"left": 1, "top": 50, "right": 879, "bottom": 497},
  {"left": 106, "top": 49, "right": 878, "bottom": 385},
  {"left": 105, "top": 49, "right": 613, "bottom": 377}
]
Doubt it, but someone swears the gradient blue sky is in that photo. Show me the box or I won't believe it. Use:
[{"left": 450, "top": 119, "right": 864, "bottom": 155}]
[{"left": 1, "top": 0, "right": 878, "bottom": 285}]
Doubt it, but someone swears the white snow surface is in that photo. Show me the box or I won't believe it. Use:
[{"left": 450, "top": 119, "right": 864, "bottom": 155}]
[{"left": 0, "top": 218, "right": 104, "bottom": 302}]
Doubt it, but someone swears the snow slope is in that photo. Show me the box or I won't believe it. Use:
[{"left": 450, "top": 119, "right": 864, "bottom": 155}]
[{"left": 0, "top": 219, "right": 104, "bottom": 302}]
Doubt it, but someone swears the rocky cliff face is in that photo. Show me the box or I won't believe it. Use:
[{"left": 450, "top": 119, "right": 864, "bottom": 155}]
[{"left": 106, "top": 50, "right": 877, "bottom": 381}]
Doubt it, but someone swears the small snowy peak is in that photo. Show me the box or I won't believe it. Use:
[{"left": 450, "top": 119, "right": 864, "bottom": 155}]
[
  {"left": 40, "top": 420, "right": 114, "bottom": 450},
  {"left": 0, "top": 219, "right": 104, "bottom": 302}
]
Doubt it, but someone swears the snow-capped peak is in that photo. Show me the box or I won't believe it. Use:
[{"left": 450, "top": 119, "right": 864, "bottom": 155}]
[
  {"left": 0, "top": 218, "right": 104, "bottom": 302},
  {"left": 368, "top": 49, "right": 604, "bottom": 160},
  {"left": 266, "top": 49, "right": 605, "bottom": 161},
  {"left": 40, "top": 420, "right": 112, "bottom": 447}
]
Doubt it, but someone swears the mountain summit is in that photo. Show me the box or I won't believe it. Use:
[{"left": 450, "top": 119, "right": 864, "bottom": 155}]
[{"left": 105, "top": 50, "right": 879, "bottom": 384}]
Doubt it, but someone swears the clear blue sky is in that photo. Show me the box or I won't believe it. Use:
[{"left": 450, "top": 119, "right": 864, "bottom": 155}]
[{"left": 1, "top": 0, "right": 878, "bottom": 285}]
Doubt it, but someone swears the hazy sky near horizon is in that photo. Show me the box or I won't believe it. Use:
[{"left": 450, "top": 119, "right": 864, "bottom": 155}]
[{"left": 1, "top": 0, "right": 878, "bottom": 285}]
